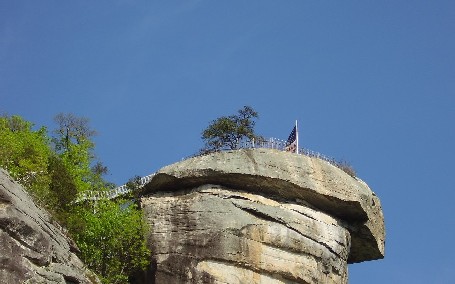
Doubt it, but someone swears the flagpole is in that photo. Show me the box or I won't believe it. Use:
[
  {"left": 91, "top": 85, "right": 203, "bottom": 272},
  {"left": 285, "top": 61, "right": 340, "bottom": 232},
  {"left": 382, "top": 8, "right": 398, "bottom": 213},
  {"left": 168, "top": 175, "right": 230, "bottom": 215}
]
[{"left": 295, "top": 120, "right": 299, "bottom": 154}]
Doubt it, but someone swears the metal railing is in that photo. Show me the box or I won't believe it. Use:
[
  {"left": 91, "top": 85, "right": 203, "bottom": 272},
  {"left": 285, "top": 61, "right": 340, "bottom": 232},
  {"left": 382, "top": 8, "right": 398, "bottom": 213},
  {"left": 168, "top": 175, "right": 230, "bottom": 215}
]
[
  {"left": 77, "top": 137, "right": 349, "bottom": 202},
  {"left": 77, "top": 173, "right": 155, "bottom": 202},
  {"left": 235, "top": 137, "right": 341, "bottom": 167}
]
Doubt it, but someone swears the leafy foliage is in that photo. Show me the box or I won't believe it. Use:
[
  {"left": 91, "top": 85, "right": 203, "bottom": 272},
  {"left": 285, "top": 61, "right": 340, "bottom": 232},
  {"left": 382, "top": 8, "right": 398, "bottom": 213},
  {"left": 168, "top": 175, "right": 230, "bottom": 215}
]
[
  {"left": 47, "top": 154, "right": 78, "bottom": 212},
  {"left": 68, "top": 200, "right": 150, "bottom": 284},
  {"left": 0, "top": 114, "right": 151, "bottom": 283},
  {"left": 0, "top": 115, "right": 52, "bottom": 203},
  {"left": 51, "top": 113, "right": 99, "bottom": 194},
  {"left": 123, "top": 175, "right": 143, "bottom": 200},
  {"left": 201, "top": 106, "right": 262, "bottom": 151}
]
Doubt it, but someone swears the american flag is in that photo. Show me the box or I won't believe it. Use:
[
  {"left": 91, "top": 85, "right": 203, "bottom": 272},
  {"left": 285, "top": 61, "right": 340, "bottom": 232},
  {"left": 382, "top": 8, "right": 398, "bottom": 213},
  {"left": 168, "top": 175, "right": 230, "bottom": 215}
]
[{"left": 285, "top": 125, "right": 297, "bottom": 153}]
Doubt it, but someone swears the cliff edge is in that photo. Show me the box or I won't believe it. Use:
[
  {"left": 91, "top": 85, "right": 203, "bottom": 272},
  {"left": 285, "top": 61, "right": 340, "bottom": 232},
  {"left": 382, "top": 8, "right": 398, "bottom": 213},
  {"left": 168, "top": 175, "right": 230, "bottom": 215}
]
[
  {"left": 0, "top": 169, "right": 100, "bottom": 284},
  {"left": 141, "top": 149, "right": 385, "bottom": 283}
]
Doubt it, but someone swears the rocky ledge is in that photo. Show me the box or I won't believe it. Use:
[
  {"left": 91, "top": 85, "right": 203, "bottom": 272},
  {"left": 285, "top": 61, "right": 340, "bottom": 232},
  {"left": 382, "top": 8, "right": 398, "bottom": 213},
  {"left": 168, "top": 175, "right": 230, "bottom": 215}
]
[
  {"left": 0, "top": 169, "right": 100, "bottom": 284},
  {"left": 141, "top": 149, "right": 385, "bottom": 284}
]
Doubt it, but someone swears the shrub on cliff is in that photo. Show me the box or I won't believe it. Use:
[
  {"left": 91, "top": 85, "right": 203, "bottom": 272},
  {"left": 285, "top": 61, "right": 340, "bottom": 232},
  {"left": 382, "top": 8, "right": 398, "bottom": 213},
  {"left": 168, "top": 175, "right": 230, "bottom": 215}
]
[{"left": 335, "top": 160, "right": 357, "bottom": 178}]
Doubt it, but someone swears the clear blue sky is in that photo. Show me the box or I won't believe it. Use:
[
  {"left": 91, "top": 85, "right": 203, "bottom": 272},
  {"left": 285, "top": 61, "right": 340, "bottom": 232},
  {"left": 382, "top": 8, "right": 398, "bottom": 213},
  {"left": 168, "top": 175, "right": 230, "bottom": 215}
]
[{"left": 1, "top": 1, "right": 454, "bottom": 283}]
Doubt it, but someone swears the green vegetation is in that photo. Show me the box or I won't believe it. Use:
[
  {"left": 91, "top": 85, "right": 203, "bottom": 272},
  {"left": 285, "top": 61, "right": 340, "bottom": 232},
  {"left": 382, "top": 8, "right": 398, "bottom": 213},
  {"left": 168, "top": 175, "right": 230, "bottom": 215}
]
[
  {"left": 68, "top": 200, "right": 150, "bottom": 284},
  {"left": 0, "top": 114, "right": 150, "bottom": 283},
  {"left": 201, "top": 105, "right": 262, "bottom": 152},
  {"left": 0, "top": 115, "right": 52, "bottom": 203}
]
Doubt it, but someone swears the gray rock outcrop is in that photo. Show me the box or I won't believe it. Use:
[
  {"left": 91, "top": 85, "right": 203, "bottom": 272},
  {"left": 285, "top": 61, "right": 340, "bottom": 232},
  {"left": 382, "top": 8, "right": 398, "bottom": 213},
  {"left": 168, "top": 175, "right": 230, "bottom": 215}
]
[
  {"left": 141, "top": 149, "right": 385, "bottom": 283},
  {"left": 0, "top": 169, "right": 100, "bottom": 284}
]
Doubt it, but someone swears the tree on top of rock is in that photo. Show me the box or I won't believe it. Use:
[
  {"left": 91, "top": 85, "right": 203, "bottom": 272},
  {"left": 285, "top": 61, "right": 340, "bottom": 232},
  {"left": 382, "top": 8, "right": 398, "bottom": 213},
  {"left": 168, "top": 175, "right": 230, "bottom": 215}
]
[{"left": 201, "top": 106, "right": 262, "bottom": 152}]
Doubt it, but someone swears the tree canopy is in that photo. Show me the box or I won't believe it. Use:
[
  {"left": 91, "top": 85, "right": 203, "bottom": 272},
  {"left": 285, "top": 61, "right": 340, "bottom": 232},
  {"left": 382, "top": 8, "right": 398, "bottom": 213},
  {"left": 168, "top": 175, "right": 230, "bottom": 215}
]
[
  {"left": 0, "top": 116, "right": 52, "bottom": 200},
  {"left": 53, "top": 112, "right": 97, "bottom": 152},
  {"left": 68, "top": 199, "right": 150, "bottom": 284},
  {"left": 0, "top": 113, "right": 151, "bottom": 283},
  {"left": 201, "top": 106, "right": 262, "bottom": 152}
]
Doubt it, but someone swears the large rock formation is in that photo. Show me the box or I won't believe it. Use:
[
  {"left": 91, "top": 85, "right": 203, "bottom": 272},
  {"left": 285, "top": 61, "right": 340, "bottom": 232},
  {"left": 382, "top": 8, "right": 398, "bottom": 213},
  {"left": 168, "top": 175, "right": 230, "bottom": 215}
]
[
  {"left": 0, "top": 169, "right": 100, "bottom": 284},
  {"left": 141, "top": 149, "right": 385, "bottom": 283}
]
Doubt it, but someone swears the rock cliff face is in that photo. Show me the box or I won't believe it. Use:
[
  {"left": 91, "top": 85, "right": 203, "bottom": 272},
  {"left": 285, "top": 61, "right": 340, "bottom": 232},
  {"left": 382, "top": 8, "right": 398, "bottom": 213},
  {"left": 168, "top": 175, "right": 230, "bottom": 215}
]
[
  {"left": 0, "top": 169, "right": 100, "bottom": 284},
  {"left": 141, "top": 149, "right": 385, "bottom": 284}
]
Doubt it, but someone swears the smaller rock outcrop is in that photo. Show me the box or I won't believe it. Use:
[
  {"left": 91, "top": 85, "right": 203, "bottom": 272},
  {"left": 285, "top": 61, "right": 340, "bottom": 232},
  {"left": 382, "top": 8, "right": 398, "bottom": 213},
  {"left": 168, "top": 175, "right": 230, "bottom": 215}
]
[{"left": 0, "top": 169, "right": 100, "bottom": 284}]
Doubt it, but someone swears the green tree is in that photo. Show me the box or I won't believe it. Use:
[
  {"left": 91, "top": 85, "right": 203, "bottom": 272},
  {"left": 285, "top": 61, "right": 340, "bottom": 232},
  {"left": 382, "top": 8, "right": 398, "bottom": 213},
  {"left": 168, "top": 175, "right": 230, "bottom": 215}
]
[
  {"left": 52, "top": 112, "right": 97, "bottom": 152},
  {"left": 60, "top": 140, "right": 94, "bottom": 193},
  {"left": 51, "top": 113, "right": 101, "bottom": 194},
  {"left": 1, "top": 114, "right": 152, "bottom": 282},
  {"left": 0, "top": 115, "right": 52, "bottom": 203},
  {"left": 51, "top": 114, "right": 151, "bottom": 282},
  {"left": 124, "top": 175, "right": 143, "bottom": 200},
  {"left": 201, "top": 106, "right": 262, "bottom": 151},
  {"left": 47, "top": 154, "right": 78, "bottom": 213},
  {"left": 91, "top": 161, "right": 115, "bottom": 191},
  {"left": 68, "top": 199, "right": 150, "bottom": 284}
]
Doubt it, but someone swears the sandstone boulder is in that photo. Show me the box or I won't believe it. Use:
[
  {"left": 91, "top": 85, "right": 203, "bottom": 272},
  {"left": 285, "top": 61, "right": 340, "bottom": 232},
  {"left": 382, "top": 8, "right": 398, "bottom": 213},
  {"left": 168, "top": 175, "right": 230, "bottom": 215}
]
[
  {"left": 0, "top": 169, "right": 100, "bottom": 284},
  {"left": 141, "top": 149, "right": 385, "bottom": 283}
]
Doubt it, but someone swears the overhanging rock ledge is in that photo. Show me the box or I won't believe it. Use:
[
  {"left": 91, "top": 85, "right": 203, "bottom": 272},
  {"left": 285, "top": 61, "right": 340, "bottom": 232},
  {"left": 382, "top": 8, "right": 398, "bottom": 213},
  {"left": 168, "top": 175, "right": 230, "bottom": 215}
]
[{"left": 141, "top": 148, "right": 385, "bottom": 283}]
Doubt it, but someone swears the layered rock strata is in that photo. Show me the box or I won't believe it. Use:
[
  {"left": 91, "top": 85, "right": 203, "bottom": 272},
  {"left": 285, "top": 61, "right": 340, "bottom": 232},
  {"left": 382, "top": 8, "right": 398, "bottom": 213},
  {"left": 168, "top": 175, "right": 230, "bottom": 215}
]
[
  {"left": 141, "top": 149, "right": 385, "bottom": 283},
  {"left": 0, "top": 169, "right": 100, "bottom": 284}
]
